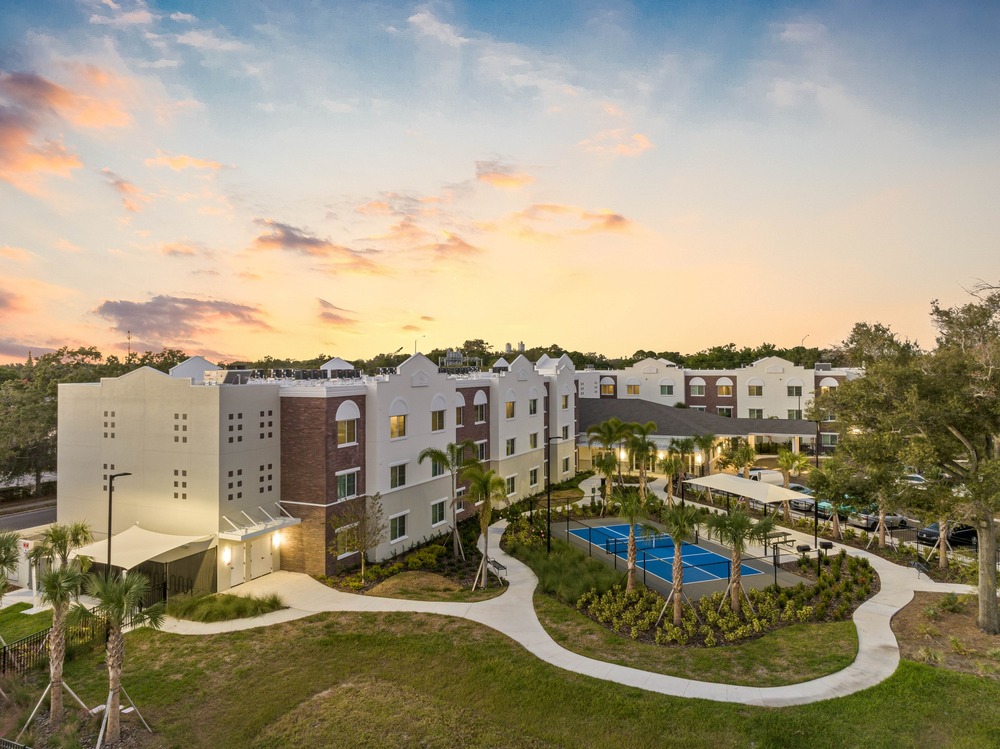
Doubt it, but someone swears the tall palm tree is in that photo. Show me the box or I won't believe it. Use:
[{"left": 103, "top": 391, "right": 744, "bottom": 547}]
[
  {"left": 418, "top": 439, "right": 476, "bottom": 560},
  {"left": 77, "top": 571, "right": 164, "bottom": 745},
  {"left": 705, "top": 509, "right": 776, "bottom": 616},
  {"left": 614, "top": 488, "right": 650, "bottom": 592},
  {"left": 461, "top": 463, "right": 508, "bottom": 589},
  {"left": 657, "top": 454, "right": 684, "bottom": 507},
  {"left": 731, "top": 440, "right": 758, "bottom": 479},
  {"left": 659, "top": 504, "right": 708, "bottom": 626},
  {"left": 627, "top": 421, "right": 658, "bottom": 504},
  {"left": 26, "top": 522, "right": 93, "bottom": 724},
  {"left": 593, "top": 450, "right": 618, "bottom": 516},
  {"left": 693, "top": 433, "right": 717, "bottom": 476},
  {"left": 587, "top": 417, "right": 630, "bottom": 486},
  {"left": 777, "top": 448, "right": 811, "bottom": 522}
]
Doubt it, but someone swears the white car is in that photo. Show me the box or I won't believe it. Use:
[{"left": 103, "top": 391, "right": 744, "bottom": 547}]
[{"left": 847, "top": 509, "right": 908, "bottom": 531}]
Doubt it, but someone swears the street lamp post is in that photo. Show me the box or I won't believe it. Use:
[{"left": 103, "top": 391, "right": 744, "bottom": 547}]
[
  {"left": 814, "top": 419, "right": 821, "bottom": 468},
  {"left": 106, "top": 472, "right": 132, "bottom": 579},
  {"left": 546, "top": 435, "right": 561, "bottom": 554}
]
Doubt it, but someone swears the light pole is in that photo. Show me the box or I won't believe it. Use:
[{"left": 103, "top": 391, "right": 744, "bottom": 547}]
[
  {"left": 546, "top": 435, "right": 562, "bottom": 554},
  {"left": 106, "top": 472, "right": 131, "bottom": 579},
  {"left": 414, "top": 334, "right": 425, "bottom": 354}
]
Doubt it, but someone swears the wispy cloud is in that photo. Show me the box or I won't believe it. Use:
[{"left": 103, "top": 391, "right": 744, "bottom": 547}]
[
  {"left": 176, "top": 30, "right": 249, "bottom": 52},
  {"left": 0, "top": 288, "right": 27, "bottom": 313},
  {"left": 481, "top": 203, "right": 632, "bottom": 240},
  {"left": 159, "top": 241, "right": 208, "bottom": 257},
  {"left": 408, "top": 8, "right": 469, "bottom": 47},
  {"left": 251, "top": 219, "right": 382, "bottom": 274},
  {"left": 145, "top": 149, "right": 223, "bottom": 170},
  {"left": 101, "top": 167, "right": 151, "bottom": 212},
  {"left": 0, "top": 245, "right": 33, "bottom": 263},
  {"left": 578, "top": 128, "right": 653, "bottom": 157},
  {"left": 0, "top": 339, "right": 57, "bottom": 358},
  {"left": 55, "top": 239, "right": 83, "bottom": 253},
  {"left": 475, "top": 159, "right": 535, "bottom": 189},
  {"left": 94, "top": 294, "right": 271, "bottom": 342},
  {"left": 419, "top": 232, "right": 482, "bottom": 259},
  {"left": 317, "top": 298, "right": 356, "bottom": 326}
]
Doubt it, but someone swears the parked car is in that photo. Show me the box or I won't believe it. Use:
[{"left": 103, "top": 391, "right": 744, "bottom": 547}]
[
  {"left": 847, "top": 507, "right": 908, "bottom": 531},
  {"left": 788, "top": 483, "right": 812, "bottom": 494},
  {"left": 915, "top": 522, "right": 978, "bottom": 548},
  {"left": 787, "top": 486, "right": 815, "bottom": 513},
  {"left": 817, "top": 500, "right": 856, "bottom": 520},
  {"left": 900, "top": 474, "right": 927, "bottom": 488}
]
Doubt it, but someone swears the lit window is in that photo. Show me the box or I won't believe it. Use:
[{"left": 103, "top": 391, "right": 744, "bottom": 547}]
[
  {"left": 338, "top": 419, "right": 357, "bottom": 445},
  {"left": 390, "top": 414, "right": 406, "bottom": 439},
  {"left": 561, "top": 394, "right": 569, "bottom": 409},
  {"left": 529, "top": 432, "right": 538, "bottom": 449},
  {"left": 600, "top": 383, "right": 615, "bottom": 396},
  {"left": 431, "top": 409, "right": 445, "bottom": 432},
  {"left": 717, "top": 385, "right": 733, "bottom": 397},
  {"left": 626, "top": 384, "right": 640, "bottom": 395},
  {"left": 390, "top": 463, "right": 407, "bottom": 488},
  {"left": 505, "top": 400, "right": 515, "bottom": 419}
]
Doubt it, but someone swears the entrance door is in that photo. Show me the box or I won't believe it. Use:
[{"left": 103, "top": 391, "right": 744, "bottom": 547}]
[
  {"left": 229, "top": 543, "right": 245, "bottom": 588},
  {"left": 249, "top": 536, "right": 273, "bottom": 579}
]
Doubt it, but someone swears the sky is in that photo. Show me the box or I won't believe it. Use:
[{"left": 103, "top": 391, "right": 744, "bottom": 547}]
[{"left": 1, "top": 0, "right": 998, "bottom": 364}]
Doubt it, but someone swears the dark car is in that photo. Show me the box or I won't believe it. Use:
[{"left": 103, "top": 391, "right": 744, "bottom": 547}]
[{"left": 915, "top": 522, "right": 978, "bottom": 548}]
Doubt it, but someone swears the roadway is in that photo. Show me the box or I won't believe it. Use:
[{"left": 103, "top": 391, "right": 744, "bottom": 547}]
[{"left": 0, "top": 503, "right": 56, "bottom": 531}]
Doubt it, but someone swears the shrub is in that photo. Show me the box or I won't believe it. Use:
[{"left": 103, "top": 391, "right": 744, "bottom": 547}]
[
  {"left": 406, "top": 544, "right": 447, "bottom": 570},
  {"left": 166, "top": 592, "right": 286, "bottom": 622}
]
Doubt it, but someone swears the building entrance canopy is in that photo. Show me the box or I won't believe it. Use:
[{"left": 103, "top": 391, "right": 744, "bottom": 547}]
[{"left": 70, "top": 525, "right": 213, "bottom": 570}]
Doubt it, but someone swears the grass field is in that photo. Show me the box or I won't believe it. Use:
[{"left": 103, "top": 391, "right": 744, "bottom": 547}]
[
  {"left": 7, "top": 609, "right": 999, "bottom": 749},
  {"left": 0, "top": 603, "right": 52, "bottom": 643}
]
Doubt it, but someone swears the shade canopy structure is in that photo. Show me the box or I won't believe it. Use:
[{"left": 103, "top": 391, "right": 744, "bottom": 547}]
[
  {"left": 70, "top": 525, "right": 212, "bottom": 571},
  {"left": 683, "top": 474, "right": 811, "bottom": 505}
]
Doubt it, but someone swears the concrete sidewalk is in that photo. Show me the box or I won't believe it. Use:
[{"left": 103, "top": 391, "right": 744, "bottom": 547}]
[{"left": 156, "top": 516, "right": 975, "bottom": 707}]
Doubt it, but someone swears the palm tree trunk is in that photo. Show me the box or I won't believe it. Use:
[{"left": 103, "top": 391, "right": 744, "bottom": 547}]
[
  {"left": 782, "top": 500, "right": 791, "bottom": 524},
  {"left": 878, "top": 504, "right": 887, "bottom": 548},
  {"left": 673, "top": 542, "right": 684, "bottom": 626},
  {"left": 48, "top": 603, "right": 66, "bottom": 723},
  {"left": 626, "top": 529, "right": 636, "bottom": 592},
  {"left": 106, "top": 625, "right": 124, "bottom": 744},
  {"left": 731, "top": 550, "right": 742, "bottom": 616},
  {"left": 480, "top": 525, "right": 489, "bottom": 588},
  {"left": 666, "top": 479, "right": 674, "bottom": 507}
]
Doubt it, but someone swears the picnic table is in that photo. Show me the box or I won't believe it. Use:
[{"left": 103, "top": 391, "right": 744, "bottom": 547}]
[{"left": 764, "top": 531, "right": 794, "bottom": 554}]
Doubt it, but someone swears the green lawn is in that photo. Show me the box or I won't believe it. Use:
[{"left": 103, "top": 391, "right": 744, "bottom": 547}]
[
  {"left": 0, "top": 602, "right": 52, "bottom": 643},
  {"left": 533, "top": 592, "right": 858, "bottom": 686},
  {"left": 8, "top": 611, "right": 998, "bottom": 749}
]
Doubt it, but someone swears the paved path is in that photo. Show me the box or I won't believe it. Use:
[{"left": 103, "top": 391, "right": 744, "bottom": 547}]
[{"left": 154, "top": 513, "right": 975, "bottom": 707}]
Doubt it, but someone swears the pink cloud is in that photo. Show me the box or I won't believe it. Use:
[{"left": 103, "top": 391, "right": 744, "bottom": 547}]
[
  {"left": 475, "top": 159, "right": 535, "bottom": 189},
  {"left": 145, "top": 149, "right": 224, "bottom": 171},
  {"left": 578, "top": 128, "right": 653, "bottom": 157},
  {"left": 251, "top": 219, "right": 383, "bottom": 274},
  {"left": 101, "top": 168, "right": 151, "bottom": 212}
]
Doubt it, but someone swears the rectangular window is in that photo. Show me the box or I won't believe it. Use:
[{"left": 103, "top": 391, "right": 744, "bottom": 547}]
[
  {"left": 529, "top": 468, "right": 538, "bottom": 486},
  {"left": 506, "top": 476, "right": 516, "bottom": 495},
  {"left": 390, "top": 513, "right": 408, "bottom": 543},
  {"left": 338, "top": 418, "right": 357, "bottom": 445},
  {"left": 506, "top": 438, "right": 516, "bottom": 456},
  {"left": 390, "top": 463, "right": 407, "bottom": 488},
  {"left": 505, "top": 400, "right": 515, "bottom": 419},
  {"left": 529, "top": 398, "right": 538, "bottom": 415},
  {"left": 660, "top": 384, "right": 673, "bottom": 396},
  {"left": 626, "top": 384, "right": 640, "bottom": 395},
  {"left": 431, "top": 409, "right": 445, "bottom": 432},
  {"left": 690, "top": 385, "right": 705, "bottom": 396},
  {"left": 477, "top": 441, "right": 487, "bottom": 461},
  {"left": 787, "top": 385, "right": 803, "bottom": 397},
  {"left": 787, "top": 409, "right": 803, "bottom": 420},
  {"left": 717, "top": 385, "right": 733, "bottom": 397},
  {"left": 748, "top": 408, "right": 764, "bottom": 419},
  {"left": 335, "top": 523, "right": 358, "bottom": 558},
  {"left": 561, "top": 425, "right": 569, "bottom": 440},
  {"left": 336, "top": 471, "right": 357, "bottom": 500},
  {"left": 748, "top": 385, "right": 763, "bottom": 397},
  {"left": 562, "top": 456, "right": 570, "bottom": 473},
  {"left": 529, "top": 432, "right": 538, "bottom": 449},
  {"left": 717, "top": 407, "right": 733, "bottom": 417},
  {"left": 561, "top": 394, "right": 569, "bottom": 409},
  {"left": 690, "top": 405, "right": 706, "bottom": 412},
  {"left": 475, "top": 403, "right": 487, "bottom": 423},
  {"left": 600, "top": 383, "right": 614, "bottom": 396},
  {"left": 456, "top": 407, "right": 464, "bottom": 427},
  {"left": 431, "top": 500, "right": 446, "bottom": 526},
  {"left": 821, "top": 433, "right": 839, "bottom": 447},
  {"left": 431, "top": 459, "right": 444, "bottom": 477},
  {"left": 390, "top": 414, "right": 406, "bottom": 439}
]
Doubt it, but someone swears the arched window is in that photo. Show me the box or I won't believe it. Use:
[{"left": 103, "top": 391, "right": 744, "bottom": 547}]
[
  {"left": 430, "top": 394, "right": 448, "bottom": 432},
  {"left": 625, "top": 377, "right": 641, "bottom": 396},
  {"left": 336, "top": 400, "right": 360, "bottom": 445},
  {"left": 505, "top": 388, "right": 517, "bottom": 419},
  {"left": 747, "top": 377, "right": 764, "bottom": 397},
  {"left": 473, "top": 389, "right": 488, "bottom": 423},
  {"left": 716, "top": 376, "right": 733, "bottom": 397},
  {"left": 658, "top": 378, "right": 674, "bottom": 397},
  {"left": 689, "top": 377, "right": 706, "bottom": 397},
  {"left": 600, "top": 376, "right": 615, "bottom": 397}
]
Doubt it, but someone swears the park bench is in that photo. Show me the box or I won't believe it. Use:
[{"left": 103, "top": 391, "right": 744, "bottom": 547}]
[
  {"left": 487, "top": 558, "right": 508, "bottom": 585},
  {"left": 909, "top": 560, "right": 929, "bottom": 579}
]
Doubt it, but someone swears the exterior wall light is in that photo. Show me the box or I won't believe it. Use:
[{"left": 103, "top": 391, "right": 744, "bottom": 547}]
[
  {"left": 222, "top": 546, "right": 232, "bottom": 565},
  {"left": 272, "top": 532, "right": 282, "bottom": 548}
]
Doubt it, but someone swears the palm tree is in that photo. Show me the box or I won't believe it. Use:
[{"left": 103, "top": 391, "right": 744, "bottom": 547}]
[
  {"left": 705, "top": 509, "right": 776, "bottom": 616},
  {"left": 614, "top": 488, "right": 650, "bottom": 592},
  {"left": 593, "top": 450, "right": 618, "bottom": 515},
  {"left": 657, "top": 454, "right": 684, "bottom": 507},
  {"left": 26, "top": 522, "right": 93, "bottom": 724},
  {"left": 587, "top": 417, "right": 630, "bottom": 486},
  {"left": 658, "top": 504, "right": 708, "bottom": 626},
  {"left": 731, "top": 440, "right": 758, "bottom": 479},
  {"left": 77, "top": 571, "right": 164, "bottom": 745},
  {"left": 38, "top": 565, "right": 85, "bottom": 723},
  {"left": 418, "top": 439, "right": 476, "bottom": 560},
  {"left": 693, "top": 433, "right": 717, "bottom": 476},
  {"left": 777, "top": 448, "right": 811, "bottom": 523},
  {"left": 0, "top": 530, "right": 20, "bottom": 628},
  {"left": 627, "top": 421, "right": 658, "bottom": 504},
  {"left": 461, "top": 463, "right": 508, "bottom": 589},
  {"left": 670, "top": 437, "right": 696, "bottom": 476}
]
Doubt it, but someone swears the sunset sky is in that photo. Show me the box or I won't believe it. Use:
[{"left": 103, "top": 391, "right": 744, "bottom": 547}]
[{"left": 1, "top": 1, "right": 997, "bottom": 364}]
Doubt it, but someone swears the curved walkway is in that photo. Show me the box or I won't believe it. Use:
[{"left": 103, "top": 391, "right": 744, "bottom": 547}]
[{"left": 160, "top": 514, "right": 975, "bottom": 707}]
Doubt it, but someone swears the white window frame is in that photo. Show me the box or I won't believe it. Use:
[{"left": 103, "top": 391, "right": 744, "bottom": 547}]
[
  {"left": 561, "top": 425, "right": 569, "bottom": 440},
  {"left": 476, "top": 440, "right": 487, "bottom": 461},
  {"left": 334, "top": 521, "right": 359, "bottom": 559},
  {"left": 748, "top": 408, "right": 764, "bottom": 419},
  {"left": 431, "top": 409, "right": 446, "bottom": 432},
  {"left": 561, "top": 394, "right": 569, "bottom": 409},
  {"left": 390, "top": 414, "right": 407, "bottom": 440},
  {"left": 390, "top": 461, "right": 407, "bottom": 489},
  {"left": 506, "top": 438, "right": 516, "bottom": 456},
  {"left": 529, "top": 467, "right": 539, "bottom": 487},
  {"left": 335, "top": 467, "right": 359, "bottom": 501},
  {"left": 431, "top": 499, "right": 447, "bottom": 527},
  {"left": 529, "top": 432, "right": 539, "bottom": 449},
  {"left": 337, "top": 418, "right": 358, "bottom": 447},
  {"left": 717, "top": 406, "right": 733, "bottom": 418},
  {"left": 505, "top": 475, "right": 516, "bottom": 497},
  {"left": 660, "top": 383, "right": 673, "bottom": 396},
  {"left": 389, "top": 511, "right": 409, "bottom": 543}
]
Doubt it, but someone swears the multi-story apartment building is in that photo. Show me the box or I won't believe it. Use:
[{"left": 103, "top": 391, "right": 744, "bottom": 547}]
[{"left": 56, "top": 352, "right": 579, "bottom": 591}]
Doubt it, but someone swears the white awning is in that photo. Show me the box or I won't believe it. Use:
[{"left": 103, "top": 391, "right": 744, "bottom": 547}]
[
  {"left": 70, "top": 526, "right": 213, "bottom": 570},
  {"left": 683, "top": 474, "right": 811, "bottom": 504}
]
